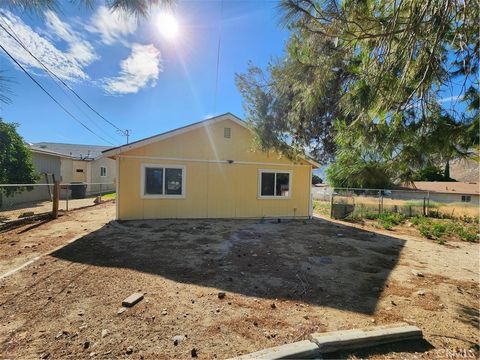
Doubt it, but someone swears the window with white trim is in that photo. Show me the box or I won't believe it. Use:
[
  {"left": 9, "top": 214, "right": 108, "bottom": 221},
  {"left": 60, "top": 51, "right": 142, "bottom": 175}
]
[
  {"left": 142, "top": 164, "right": 185, "bottom": 198},
  {"left": 259, "top": 170, "right": 291, "bottom": 198},
  {"left": 100, "top": 166, "right": 107, "bottom": 177},
  {"left": 461, "top": 195, "right": 471, "bottom": 202}
]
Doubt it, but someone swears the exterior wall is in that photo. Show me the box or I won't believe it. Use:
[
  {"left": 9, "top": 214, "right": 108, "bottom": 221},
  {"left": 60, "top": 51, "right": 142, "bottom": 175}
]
[
  {"left": 430, "top": 193, "right": 479, "bottom": 205},
  {"left": 88, "top": 156, "right": 116, "bottom": 194},
  {"left": 117, "top": 119, "right": 312, "bottom": 220},
  {"left": 33, "top": 152, "right": 62, "bottom": 180},
  {"left": 394, "top": 191, "right": 479, "bottom": 205},
  {"left": 60, "top": 158, "right": 74, "bottom": 183},
  {"left": 72, "top": 160, "right": 88, "bottom": 182}
]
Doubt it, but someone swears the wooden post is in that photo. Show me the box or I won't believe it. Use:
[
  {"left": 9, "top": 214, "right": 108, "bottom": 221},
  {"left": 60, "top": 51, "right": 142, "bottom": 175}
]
[
  {"left": 427, "top": 191, "right": 430, "bottom": 217},
  {"left": 52, "top": 181, "right": 60, "bottom": 219},
  {"left": 422, "top": 197, "right": 426, "bottom": 217}
]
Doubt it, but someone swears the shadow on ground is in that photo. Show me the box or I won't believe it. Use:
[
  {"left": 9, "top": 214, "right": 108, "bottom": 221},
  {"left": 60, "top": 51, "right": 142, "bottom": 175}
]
[{"left": 51, "top": 217, "right": 406, "bottom": 314}]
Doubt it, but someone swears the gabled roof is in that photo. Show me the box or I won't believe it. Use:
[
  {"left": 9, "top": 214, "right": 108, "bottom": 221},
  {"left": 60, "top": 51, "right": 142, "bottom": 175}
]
[
  {"left": 102, "top": 113, "right": 320, "bottom": 167},
  {"left": 30, "top": 145, "right": 74, "bottom": 159}
]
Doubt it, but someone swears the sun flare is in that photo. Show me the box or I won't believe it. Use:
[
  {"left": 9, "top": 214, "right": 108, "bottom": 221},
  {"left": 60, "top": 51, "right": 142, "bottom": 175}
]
[{"left": 156, "top": 12, "right": 179, "bottom": 40}]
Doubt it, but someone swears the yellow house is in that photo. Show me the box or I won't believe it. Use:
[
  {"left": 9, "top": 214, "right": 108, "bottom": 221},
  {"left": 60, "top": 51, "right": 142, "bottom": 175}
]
[{"left": 103, "top": 113, "right": 319, "bottom": 220}]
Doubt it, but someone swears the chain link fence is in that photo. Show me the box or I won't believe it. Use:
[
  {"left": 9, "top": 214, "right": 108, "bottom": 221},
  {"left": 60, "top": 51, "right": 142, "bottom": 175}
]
[
  {"left": 0, "top": 182, "right": 115, "bottom": 225},
  {"left": 313, "top": 187, "right": 479, "bottom": 220}
]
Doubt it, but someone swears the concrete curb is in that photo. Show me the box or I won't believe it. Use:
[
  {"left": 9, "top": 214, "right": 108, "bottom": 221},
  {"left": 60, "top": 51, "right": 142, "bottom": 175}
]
[
  {"left": 228, "top": 323, "right": 423, "bottom": 360},
  {"left": 229, "top": 340, "right": 320, "bottom": 360}
]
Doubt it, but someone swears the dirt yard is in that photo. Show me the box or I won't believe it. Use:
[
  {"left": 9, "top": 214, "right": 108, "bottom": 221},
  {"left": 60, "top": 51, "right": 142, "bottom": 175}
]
[
  {"left": 0, "top": 202, "right": 478, "bottom": 359},
  {"left": 0, "top": 197, "right": 108, "bottom": 223}
]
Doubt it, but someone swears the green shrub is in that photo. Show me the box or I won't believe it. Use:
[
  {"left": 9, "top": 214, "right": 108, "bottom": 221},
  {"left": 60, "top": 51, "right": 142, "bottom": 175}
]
[
  {"left": 364, "top": 211, "right": 379, "bottom": 220},
  {"left": 432, "top": 223, "right": 447, "bottom": 238},
  {"left": 418, "top": 224, "right": 433, "bottom": 238},
  {"left": 381, "top": 220, "right": 394, "bottom": 230},
  {"left": 413, "top": 218, "right": 479, "bottom": 243},
  {"left": 378, "top": 212, "right": 405, "bottom": 225}
]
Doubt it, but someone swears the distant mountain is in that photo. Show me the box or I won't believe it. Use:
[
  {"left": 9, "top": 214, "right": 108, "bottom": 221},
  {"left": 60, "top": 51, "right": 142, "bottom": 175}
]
[{"left": 450, "top": 157, "right": 479, "bottom": 182}]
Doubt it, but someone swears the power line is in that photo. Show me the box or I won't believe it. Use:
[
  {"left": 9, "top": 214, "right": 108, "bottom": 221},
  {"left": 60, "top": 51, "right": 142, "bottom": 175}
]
[
  {"left": 0, "top": 19, "right": 126, "bottom": 136},
  {"left": 213, "top": 0, "right": 224, "bottom": 113},
  {"left": 0, "top": 19, "right": 118, "bottom": 144},
  {"left": 0, "top": 42, "right": 115, "bottom": 145}
]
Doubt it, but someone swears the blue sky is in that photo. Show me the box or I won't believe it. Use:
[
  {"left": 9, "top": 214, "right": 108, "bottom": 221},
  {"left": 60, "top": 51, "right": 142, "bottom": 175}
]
[{"left": 0, "top": 1, "right": 289, "bottom": 146}]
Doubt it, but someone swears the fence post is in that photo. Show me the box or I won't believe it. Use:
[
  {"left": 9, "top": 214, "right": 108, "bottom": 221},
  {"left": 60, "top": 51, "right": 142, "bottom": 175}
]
[
  {"left": 100, "top": 183, "right": 103, "bottom": 202},
  {"left": 52, "top": 181, "right": 60, "bottom": 219},
  {"left": 330, "top": 193, "right": 334, "bottom": 218},
  {"left": 422, "top": 197, "right": 426, "bottom": 217},
  {"left": 378, "top": 190, "right": 381, "bottom": 214},
  {"left": 427, "top": 191, "right": 430, "bottom": 216},
  {"left": 66, "top": 184, "right": 69, "bottom": 211}
]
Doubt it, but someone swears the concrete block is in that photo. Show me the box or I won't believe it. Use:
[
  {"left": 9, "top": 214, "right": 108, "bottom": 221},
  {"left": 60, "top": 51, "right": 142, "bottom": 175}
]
[
  {"left": 229, "top": 340, "right": 319, "bottom": 359},
  {"left": 122, "top": 292, "right": 144, "bottom": 307},
  {"left": 309, "top": 323, "right": 422, "bottom": 353}
]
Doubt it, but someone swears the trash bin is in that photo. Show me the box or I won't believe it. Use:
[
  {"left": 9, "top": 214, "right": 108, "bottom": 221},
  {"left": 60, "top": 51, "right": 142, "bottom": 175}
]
[{"left": 70, "top": 182, "right": 87, "bottom": 199}]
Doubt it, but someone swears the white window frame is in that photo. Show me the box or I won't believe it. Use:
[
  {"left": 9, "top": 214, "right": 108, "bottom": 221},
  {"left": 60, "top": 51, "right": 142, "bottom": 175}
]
[
  {"left": 461, "top": 195, "right": 471, "bottom": 203},
  {"left": 140, "top": 163, "right": 186, "bottom": 199},
  {"left": 258, "top": 169, "right": 292, "bottom": 199},
  {"left": 100, "top": 166, "right": 107, "bottom": 177}
]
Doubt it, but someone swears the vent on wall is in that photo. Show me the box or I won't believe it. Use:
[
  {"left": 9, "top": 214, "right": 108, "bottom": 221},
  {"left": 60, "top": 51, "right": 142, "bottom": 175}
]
[{"left": 224, "top": 127, "right": 231, "bottom": 139}]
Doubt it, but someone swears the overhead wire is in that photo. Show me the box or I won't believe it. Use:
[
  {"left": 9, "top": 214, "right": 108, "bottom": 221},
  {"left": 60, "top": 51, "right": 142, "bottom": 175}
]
[
  {"left": 0, "top": 18, "right": 125, "bottom": 139},
  {"left": 213, "top": 0, "right": 224, "bottom": 113},
  {"left": 0, "top": 42, "right": 115, "bottom": 145}
]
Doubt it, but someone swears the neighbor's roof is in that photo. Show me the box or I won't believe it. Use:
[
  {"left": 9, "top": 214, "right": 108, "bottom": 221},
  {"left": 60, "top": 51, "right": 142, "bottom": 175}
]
[
  {"left": 30, "top": 145, "right": 74, "bottom": 159},
  {"left": 32, "top": 142, "right": 110, "bottom": 160},
  {"left": 102, "top": 113, "right": 320, "bottom": 167},
  {"left": 408, "top": 181, "right": 480, "bottom": 195}
]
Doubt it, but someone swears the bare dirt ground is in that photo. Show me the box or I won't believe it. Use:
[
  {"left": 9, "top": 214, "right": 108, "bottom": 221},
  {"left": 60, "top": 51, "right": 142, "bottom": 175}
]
[
  {"left": 0, "top": 202, "right": 478, "bottom": 359},
  {"left": 0, "top": 197, "right": 107, "bottom": 223}
]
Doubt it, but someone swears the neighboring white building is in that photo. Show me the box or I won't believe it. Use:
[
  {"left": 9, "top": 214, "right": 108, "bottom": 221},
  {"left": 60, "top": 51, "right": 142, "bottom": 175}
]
[
  {"left": 399, "top": 181, "right": 480, "bottom": 205},
  {"left": 0, "top": 143, "right": 116, "bottom": 209},
  {"left": 32, "top": 142, "right": 116, "bottom": 195}
]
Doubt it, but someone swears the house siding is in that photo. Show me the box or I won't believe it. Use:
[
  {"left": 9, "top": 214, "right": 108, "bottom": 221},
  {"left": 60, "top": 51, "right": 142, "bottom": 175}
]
[
  {"left": 89, "top": 157, "right": 116, "bottom": 194},
  {"left": 394, "top": 191, "right": 479, "bottom": 205},
  {"left": 116, "top": 118, "right": 312, "bottom": 220}
]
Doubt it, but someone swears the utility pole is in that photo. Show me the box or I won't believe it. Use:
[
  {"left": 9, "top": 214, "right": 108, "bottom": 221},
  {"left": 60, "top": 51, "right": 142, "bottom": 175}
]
[{"left": 117, "top": 129, "right": 132, "bottom": 144}]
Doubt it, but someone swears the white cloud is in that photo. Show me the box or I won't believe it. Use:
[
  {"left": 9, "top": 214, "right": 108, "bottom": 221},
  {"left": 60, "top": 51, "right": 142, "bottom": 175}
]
[
  {"left": 0, "top": 10, "right": 93, "bottom": 82},
  {"left": 86, "top": 6, "right": 137, "bottom": 45},
  {"left": 0, "top": 9, "right": 162, "bottom": 96},
  {"left": 44, "top": 10, "right": 97, "bottom": 66},
  {"left": 103, "top": 43, "right": 162, "bottom": 94}
]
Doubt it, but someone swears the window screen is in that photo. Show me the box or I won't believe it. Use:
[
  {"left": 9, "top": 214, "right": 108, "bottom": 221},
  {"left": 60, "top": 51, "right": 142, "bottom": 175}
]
[
  {"left": 261, "top": 172, "right": 275, "bottom": 196},
  {"left": 165, "top": 168, "right": 183, "bottom": 195},
  {"left": 143, "top": 166, "right": 184, "bottom": 197},
  {"left": 145, "top": 167, "right": 163, "bottom": 195},
  {"left": 276, "top": 173, "right": 290, "bottom": 196}
]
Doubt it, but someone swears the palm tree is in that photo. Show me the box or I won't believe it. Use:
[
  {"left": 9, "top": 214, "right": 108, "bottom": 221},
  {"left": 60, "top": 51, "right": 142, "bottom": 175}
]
[{"left": 3, "top": 0, "right": 174, "bottom": 17}]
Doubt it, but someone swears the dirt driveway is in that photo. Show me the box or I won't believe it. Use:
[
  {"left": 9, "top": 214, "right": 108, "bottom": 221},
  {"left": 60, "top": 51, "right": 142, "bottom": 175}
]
[{"left": 0, "top": 202, "right": 478, "bottom": 359}]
